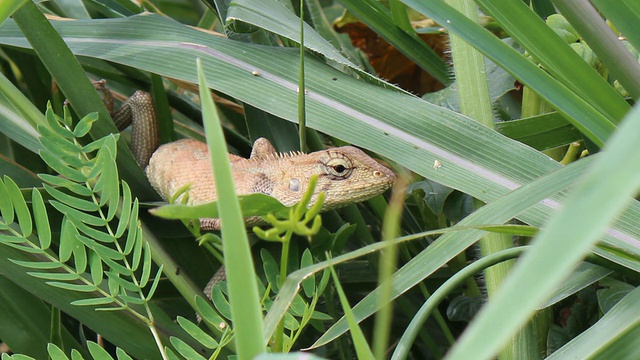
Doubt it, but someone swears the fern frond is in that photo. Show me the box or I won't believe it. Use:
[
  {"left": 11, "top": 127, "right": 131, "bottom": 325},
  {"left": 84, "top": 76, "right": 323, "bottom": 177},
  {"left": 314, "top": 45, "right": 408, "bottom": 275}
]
[{"left": 0, "top": 103, "right": 167, "bottom": 357}]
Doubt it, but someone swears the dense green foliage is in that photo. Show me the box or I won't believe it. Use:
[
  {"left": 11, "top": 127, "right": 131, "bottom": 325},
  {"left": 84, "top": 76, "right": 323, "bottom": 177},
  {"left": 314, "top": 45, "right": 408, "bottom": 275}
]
[{"left": 0, "top": 0, "right": 639, "bottom": 359}]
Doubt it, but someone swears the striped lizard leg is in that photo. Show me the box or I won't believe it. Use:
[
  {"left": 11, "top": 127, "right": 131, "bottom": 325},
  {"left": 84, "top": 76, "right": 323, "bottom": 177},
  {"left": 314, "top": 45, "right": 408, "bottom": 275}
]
[
  {"left": 93, "top": 81, "right": 160, "bottom": 169},
  {"left": 111, "top": 91, "right": 160, "bottom": 169}
]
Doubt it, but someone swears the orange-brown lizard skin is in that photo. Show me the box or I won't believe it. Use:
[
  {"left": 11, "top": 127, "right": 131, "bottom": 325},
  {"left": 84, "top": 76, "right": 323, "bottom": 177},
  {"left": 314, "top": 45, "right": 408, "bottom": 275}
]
[{"left": 111, "top": 89, "right": 396, "bottom": 296}]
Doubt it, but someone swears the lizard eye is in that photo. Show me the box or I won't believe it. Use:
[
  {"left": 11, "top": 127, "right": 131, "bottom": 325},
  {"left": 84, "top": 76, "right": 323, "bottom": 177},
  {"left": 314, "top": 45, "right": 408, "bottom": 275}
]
[
  {"left": 325, "top": 158, "right": 353, "bottom": 178},
  {"left": 332, "top": 164, "right": 346, "bottom": 173}
]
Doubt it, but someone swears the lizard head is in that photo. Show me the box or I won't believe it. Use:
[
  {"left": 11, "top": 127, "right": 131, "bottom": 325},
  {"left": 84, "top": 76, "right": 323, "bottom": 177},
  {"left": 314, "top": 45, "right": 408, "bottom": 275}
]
[{"left": 312, "top": 146, "right": 396, "bottom": 210}]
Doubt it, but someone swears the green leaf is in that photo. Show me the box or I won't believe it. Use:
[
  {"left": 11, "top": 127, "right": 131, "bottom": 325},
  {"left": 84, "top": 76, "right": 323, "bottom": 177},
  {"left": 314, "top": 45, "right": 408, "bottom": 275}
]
[
  {"left": 169, "top": 337, "right": 207, "bottom": 360},
  {"left": 116, "top": 182, "right": 132, "bottom": 239},
  {"left": 139, "top": 242, "right": 151, "bottom": 286},
  {"left": 58, "top": 217, "right": 78, "bottom": 262},
  {"left": 9, "top": 259, "right": 62, "bottom": 270},
  {"left": 125, "top": 198, "right": 140, "bottom": 255},
  {"left": 38, "top": 174, "right": 92, "bottom": 197},
  {"left": 100, "top": 256, "right": 132, "bottom": 276},
  {"left": 198, "top": 58, "right": 265, "bottom": 356},
  {"left": 151, "top": 193, "right": 289, "bottom": 220},
  {"left": 71, "top": 297, "right": 115, "bottom": 306},
  {"left": 50, "top": 201, "right": 106, "bottom": 227},
  {"left": 47, "top": 344, "right": 70, "bottom": 360},
  {"left": 0, "top": 244, "right": 182, "bottom": 358},
  {"left": 477, "top": 0, "right": 630, "bottom": 122},
  {"left": 119, "top": 295, "right": 145, "bottom": 306},
  {"left": 71, "top": 349, "right": 85, "bottom": 360},
  {"left": 195, "top": 296, "right": 227, "bottom": 330},
  {"left": 445, "top": 103, "right": 640, "bottom": 360},
  {"left": 1, "top": 15, "right": 638, "bottom": 271},
  {"left": 495, "top": 113, "right": 581, "bottom": 151},
  {"left": 105, "top": 272, "right": 139, "bottom": 292},
  {"left": 0, "top": 275, "right": 84, "bottom": 359},
  {"left": 72, "top": 219, "right": 116, "bottom": 244},
  {"left": 73, "top": 112, "right": 99, "bottom": 138},
  {"left": 300, "top": 249, "right": 314, "bottom": 298},
  {"left": 541, "top": 263, "right": 612, "bottom": 308},
  {"left": 300, "top": 156, "right": 594, "bottom": 347},
  {"left": 145, "top": 266, "right": 163, "bottom": 300},
  {"left": 75, "top": 235, "right": 124, "bottom": 261},
  {"left": 227, "top": 0, "right": 356, "bottom": 70},
  {"left": 401, "top": 0, "right": 620, "bottom": 147},
  {"left": 43, "top": 184, "right": 99, "bottom": 212},
  {"left": 28, "top": 272, "right": 80, "bottom": 281},
  {"left": 31, "top": 188, "right": 51, "bottom": 249},
  {"left": 177, "top": 316, "right": 219, "bottom": 349},
  {"left": 211, "top": 285, "right": 232, "bottom": 320},
  {"left": 130, "top": 226, "right": 143, "bottom": 270},
  {"left": 39, "top": 150, "right": 87, "bottom": 182},
  {"left": 592, "top": 0, "right": 640, "bottom": 54},
  {"left": 114, "top": 348, "right": 134, "bottom": 360},
  {"left": 0, "top": 234, "right": 25, "bottom": 243},
  {"left": 47, "top": 282, "right": 98, "bottom": 292},
  {"left": 597, "top": 277, "right": 635, "bottom": 314},
  {"left": 131, "top": 227, "right": 143, "bottom": 274},
  {"left": 475, "top": 224, "right": 539, "bottom": 237},
  {"left": 88, "top": 252, "right": 104, "bottom": 286},
  {"left": 12, "top": 2, "right": 155, "bottom": 202},
  {"left": 328, "top": 264, "right": 374, "bottom": 360},
  {"left": 0, "top": 177, "right": 15, "bottom": 224},
  {"left": 87, "top": 341, "right": 116, "bottom": 360},
  {"left": 3, "top": 242, "right": 46, "bottom": 253},
  {"left": 5, "top": 176, "right": 32, "bottom": 237},
  {"left": 43, "top": 107, "right": 74, "bottom": 140},
  {"left": 38, "top": 126, "right": 86, "bottom": 168}
]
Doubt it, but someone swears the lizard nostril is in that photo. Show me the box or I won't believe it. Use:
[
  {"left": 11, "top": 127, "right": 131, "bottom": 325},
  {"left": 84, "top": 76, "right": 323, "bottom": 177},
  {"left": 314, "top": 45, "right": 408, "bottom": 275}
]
[{"left": 373, "top": 170, "right": 382, "bottom": 177}]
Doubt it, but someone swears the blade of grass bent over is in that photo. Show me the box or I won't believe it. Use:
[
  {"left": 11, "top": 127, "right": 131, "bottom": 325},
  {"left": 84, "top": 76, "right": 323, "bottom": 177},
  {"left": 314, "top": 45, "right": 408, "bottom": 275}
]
[{"left": 197, "top": 59, "right": 265, "bottom": 359}]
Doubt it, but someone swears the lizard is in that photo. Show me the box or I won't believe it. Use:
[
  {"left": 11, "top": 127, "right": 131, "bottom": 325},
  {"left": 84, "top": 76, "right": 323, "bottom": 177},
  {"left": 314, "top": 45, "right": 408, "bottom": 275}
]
[{"left": 104, "top": 85, "right": 396, "bottom": 294}]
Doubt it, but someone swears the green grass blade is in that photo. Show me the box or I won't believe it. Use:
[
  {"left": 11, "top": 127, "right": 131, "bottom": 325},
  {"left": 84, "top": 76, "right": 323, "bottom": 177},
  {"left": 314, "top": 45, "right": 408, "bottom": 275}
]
[
  {"left": 308, "top": 156, "right": 594, "bottom": 347},
  {"left": 445, "top": 104, "right": 640, "bottom": 359},
  {"left": 476, "top": 0, "right": 630, "bottom": 121},
  {"left": 328, "top": 264, "right": 374, "bottom": 360},
  {"left": 592, "top": 0, "right": 640, "bottom": 54},
  {"left": 553, "top": 0, "right": 640, "bottom": 100},
  {"left": 227, "top": 0, "right": 355, "bottom": 69},
  {"left": 400, "top": 0, "right": 620, "bottom": 147},
  {"left": 11, "top": 2, "right": 155, "bottom": 199},
  {"left": 197, "top": 58, "right": 265, "bottom": 358},
  {"left": 495, "top": 113, "right": 581, "bottom": 150},
  {"left": 0, "top": 72, "right": 43, "bottom": 153}
]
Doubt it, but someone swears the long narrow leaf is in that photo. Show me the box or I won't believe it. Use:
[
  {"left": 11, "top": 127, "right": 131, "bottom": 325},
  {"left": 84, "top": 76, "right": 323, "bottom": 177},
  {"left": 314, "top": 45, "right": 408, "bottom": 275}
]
[
  {"left": 197, "top": 59, "right": 265, "bottom": 357},
  {"left": 445, "top": 104, "right": 640, "bottom": 360}
]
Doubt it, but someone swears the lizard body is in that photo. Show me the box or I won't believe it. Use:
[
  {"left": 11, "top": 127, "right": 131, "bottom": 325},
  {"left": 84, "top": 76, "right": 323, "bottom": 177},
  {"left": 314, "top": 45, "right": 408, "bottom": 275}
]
[
  {"left": 114, "top": 90, "right": 396, "bottom": 229},
  {"left": 110, "top": 88, "right": 395, "bottom": 298}
]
